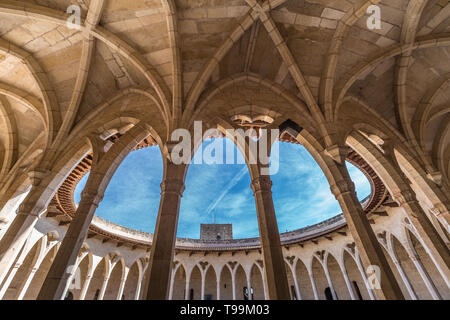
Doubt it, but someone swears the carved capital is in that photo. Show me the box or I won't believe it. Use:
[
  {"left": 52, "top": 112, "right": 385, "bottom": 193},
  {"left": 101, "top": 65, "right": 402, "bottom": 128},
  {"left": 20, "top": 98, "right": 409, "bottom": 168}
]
[
  {"left": 251, "top": 176, "right": 272, "bottom": 193},
  {"left": 160, "top": 179, "right": 185, "bottom": 197},
  {"left": 392, "top": 190, "right": 417, "bottom": 206},
  {"left": 324, "top": 145, "right": 349, "bottom": 164},
  {"left": 81, "top": 190, "right": 103, "bottom": 207},
  {"left": 27, "top": 169, "right": 50, "bottom": 187},
  {"left": 330, "top": 179, "right": 355, "bottom": 198},
  {"left": 426, "top": 171, "right": 442, "bottom": 186}
]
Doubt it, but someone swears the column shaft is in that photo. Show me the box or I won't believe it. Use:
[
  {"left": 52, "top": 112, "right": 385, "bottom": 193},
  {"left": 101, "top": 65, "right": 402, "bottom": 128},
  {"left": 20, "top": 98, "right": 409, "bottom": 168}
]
[{"left": 251, "top": 176, "right": 290, "bottom": 300}]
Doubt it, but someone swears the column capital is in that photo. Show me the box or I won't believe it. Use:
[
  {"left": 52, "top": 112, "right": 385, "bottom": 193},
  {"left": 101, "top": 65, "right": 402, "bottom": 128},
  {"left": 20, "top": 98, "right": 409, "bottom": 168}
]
[
  {"left": 330, "top": 179, "right": 356, "bottom": 199},
  {"left": 392, "top": 190, "right": 417, "bottom": 206},
  {"left": 251, "top": 176, "right": 272, "bottom": 193},
  {"left": 160, "top": 178, "right": 185, "bottom": 196},
  {"left": 16, "top": 202, "right": 46, "bottom": 218},
  {"left": 324, "top": 144, "right": 350, "bottom": 164},
  {"left": 80, "top": 190, "right": 103, "bottom": 207},
  {"left": 27, "top": 169, "right": 51, "bottom": 187}
]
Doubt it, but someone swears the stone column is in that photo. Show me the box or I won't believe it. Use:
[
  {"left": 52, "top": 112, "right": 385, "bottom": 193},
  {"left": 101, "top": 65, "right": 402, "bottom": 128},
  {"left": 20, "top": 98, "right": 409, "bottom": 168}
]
[
  {"left": 37, "top": 189, "right": 103, "bottom": 300},
  {"left": 143, "top": 162, "right": 185, "bottom": 300},
  {"left": 97, "top": 275, "right": 109, "bottom": 300},
  {"left": 393, "top": 190, "right": 450, "bottom": 284},
  {"left": 291, "top": 267, "right": 302, "bottom": 300},
  {"left": 216, "top": 272, "right": 221, "bottom": 300},
  {"left": 201, "top": 270, "right": 206, "bottom": 300},
  {"left": 0, "top": 170, "right": 49, "bottom": 284},
  {"left": 323, "top": 261, "right": 338, "bottom": 300},
  {"left": 116, "top": 268, "right": 129, "bottom": 300},
  {"left": 246, "top": 275, "right": 252, "bottom": 300},
  {"left": 354, "top": 254, "right": 376, "bottom": 300},
  {"left": 339, "top": 264, "right": 356, "bottom": 300},
  {"left": 407, "top": 249, "right": 441, "bottom": 300},
  {"left": 184, "top": 271, "right": 191, "bottom": 300},
  {"left": 79, "top": 274, "right": 93, "bottom": 300},
  {"left": 231, "top": 270, "right": 237, "bottom": 300},
  {"left": 0, "top": 261, "right": 22, "bottom": 299},
  {"left": 329, "top": 157, "right": 404, "bottom": 300},
  {"left": 168, "top": 270, "right": 176, "bottom": 300},
  {"left": 390, "top": 253, "right": 417, "bottom": 300},
  {"left": 251, "top": 176, "right": 290, "bottom": 300},
  {"left": 307, "top": 269, "right": 319, "bottom": 300}
]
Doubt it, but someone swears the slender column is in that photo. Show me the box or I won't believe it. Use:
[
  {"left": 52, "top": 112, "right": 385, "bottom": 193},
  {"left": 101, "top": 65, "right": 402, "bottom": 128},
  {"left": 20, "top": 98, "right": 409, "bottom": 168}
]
[
  {"left": 184, "top": 271, "right": 191, "bottom": 300},
  {"left": 329, "top": 156, "right": 404, "bottom": 300},
  {"left": 231, "top": 270, "right": 237, "bottom": 300},
  {"left": 144, "top": 162, "right": 185, "bottom": 300},
  {"left": 291, "top": 267, "right": 302, "bottom": 300},
  {"left": 323, "top": 261, "right": 338, "bottom": 300},
  {"left": 262, "top": 272, "right": 268, "bottom": 300},
  {"left": 251, "top": 176, "right": 290, "bottom": 300},
  {"left": 134, "top": 276, "right": 142, "bottom": 300},
  {"left": 216, "top": 272, "right": 221, "bottom": 300},
  {"left": 116, "top": 269, "right": 129, "bottom": 300},
  {"left": 79, "top": 275, "right": 92, "bottom": 300},
  {"left": 407, "top": 250, "right": 441, "bottom": 300},
  {"left": 16, "top": 266, "right": 38, "bottom": 300},
  {"left": 97, "top": 276, "right": 109, "bottom": 300},
  {"left": 339, "top": 265, "right": 356, "bottom": 300},
  {"left": 37, "top": 189, "right": 103, "bottom": 300},
  {"left": 0, "top": 261, "right": 22, "bottom": 299},
  {"left": 246, "top": 275, "right": 252, "bottom": 300},
  {"left": 0, "top": 171, "right": 50, "bottom": 283},
  {"left": 354, "top": 254, "right": 376, "bottom": 300},
  {"left": 390, "top": 254, "right": 418, "bottom": 300},
  {"left": 394, "top": 191, "right": 450, "bottom": 285},
  {"left": 201, "top": 271, "right": 206, "bottom": 300},
  {"left": 307, "top": 269, "right": 319, "bottom": 300},
  {"left": 168, "top": 270, "right": 176, "bottom": 300}
]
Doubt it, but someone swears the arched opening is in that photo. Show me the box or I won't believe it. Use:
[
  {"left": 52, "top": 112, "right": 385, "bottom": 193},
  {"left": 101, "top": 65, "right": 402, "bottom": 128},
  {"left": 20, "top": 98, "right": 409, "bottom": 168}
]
[
  {"left": 406, "top": 229, "right": 449, "bottom": 299},
  {"left": 204, "top": 266, "right": 217, "bottom": 300},
  {"left": 122, "top": 262, "right": 140, "bottom": 300},
  {"left": 71, "top": 254, "right": 91, "bottom": 300},
  {"left": 311, "top": 257, "right": 328, "bottom": 300},
  {"left": 343, "top": 250, "right": 370, "bottom": 300},
  {"left": 219, "top": 266, "right": 233, "bottom": 300},
  {"left": 250, "top": 264, "right": 265, "bottom": 300},
  {"left": 391, "top": 235, "right": 431, "bottom": 300},
  {"left": 172, "top": 265, "right": 186, "bottom": 300},
  {"left": 103, "top": 260, "right": 124, "bottom": 300},
  {"left": 379, "top": 241, "right": 413, "bottom": 299},
  {"left": 189, "top": 266, "right": 202, "bottom": 300},
  {"left": 235, "top": 265, "right": 248, "bottom": 300},
  {"left": 327, "top": 254, "right": 350, "bottom": 300},
  {"left": 23, "top": 245, "right": 59, "bottom": 300},
  {"left": 2, "top": 239, "right": 42, "bottom": 300},
  {"left": 179, "top": 138, "right": 257, "bottom": 239},
  {"left": 270, "top": 141, "right": 371, "bottom": 233},
  {"left": 295, "top": 258, "right": 314, "bottom": 300},
  {"left": 284, "top": 262, "right": 296, "bottom": 300},
  {"left": 74, "top": 146, "right": 163, "bottom": 234},
  {"left": 85, "top": 258, "right": 107, "bottom": 300}
]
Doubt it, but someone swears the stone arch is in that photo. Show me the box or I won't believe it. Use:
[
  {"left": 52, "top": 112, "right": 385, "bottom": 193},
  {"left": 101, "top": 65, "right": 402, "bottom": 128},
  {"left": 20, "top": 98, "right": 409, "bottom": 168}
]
[
  {"left": 343, "top": 249, "right": 370, "bottom": 300},
  {"left": 122, "top": 261, "right": 140, "bottom": 300},
  {"left": 103, "top": 258, "right": 125, "bottom": 300},
  {"left": 70, "top": 253, "right": 92, "bottom": 300},
  {"left": 1, "top": 236, "right": 44, "bottom": 300},
  {"left": 189, "top": 265, "right": 202, "bottom": 300},
  {"left": 295, "top": 258, "right": 314, "bottom": 300},
  {"left": 404, "top": 228, "right": 449, "bottom": 299},
  {"left": 219, "top": 264, "right": 233, "bottom": 300},
  {"left": 85, "top": 257, "right": 108, "bottom": 300},
  {"left": 22, "top": 243, "right": 59, "bottom": 300},
  {"left": 204, "top": 265, "right": 217, "bottom": 300},
  {"left": 326, "top": 253, "right": 351, "bottom": 300},
  {"left": 250, "top": 264, "right": 265, "bottom": 300},
  {"left": 311, "top": 257, "right": 328, "bottom": 300},
  {"left": 171, "top": 263, "right": 186, "bottom": 300},
  {"left": 391, "top": 234, "right": 431, "bottom": 300},
  {"left": 284, "top": 261, "right": 296, "bottom": 300}
]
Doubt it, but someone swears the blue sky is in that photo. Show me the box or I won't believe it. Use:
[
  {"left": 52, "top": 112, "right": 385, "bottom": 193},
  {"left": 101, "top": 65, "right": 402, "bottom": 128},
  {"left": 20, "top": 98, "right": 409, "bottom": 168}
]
[{"left": 75, "top": 140, "right": 371, "bottom": 239}]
